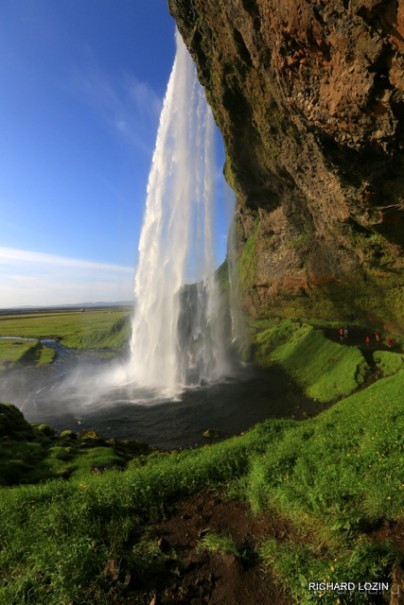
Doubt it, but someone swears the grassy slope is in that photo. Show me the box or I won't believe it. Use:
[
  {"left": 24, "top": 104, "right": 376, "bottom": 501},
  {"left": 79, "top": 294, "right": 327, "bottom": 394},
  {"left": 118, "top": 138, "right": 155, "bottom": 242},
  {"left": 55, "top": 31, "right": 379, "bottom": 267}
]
[
  {"left": 0, "top": 404, "right": 152, "bottom": 486},
  {"left": 0, "top": 317, "right": 402, "bottom": 603},
  {"left": 0, "top": 366, "right": 402, "bottom": 603},
  {"left": 250, "top": 319, "right": 403, "bottom": 403},
  {"left": 252, "top": 319, "right": 370, "bottom": 402}
]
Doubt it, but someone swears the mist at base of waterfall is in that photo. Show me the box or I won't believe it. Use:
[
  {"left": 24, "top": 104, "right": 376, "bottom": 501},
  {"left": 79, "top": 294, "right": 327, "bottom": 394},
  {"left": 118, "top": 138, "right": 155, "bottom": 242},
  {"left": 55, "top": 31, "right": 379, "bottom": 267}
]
[{"left": 0, "top": 348, "right": 312, "bottom": 449}]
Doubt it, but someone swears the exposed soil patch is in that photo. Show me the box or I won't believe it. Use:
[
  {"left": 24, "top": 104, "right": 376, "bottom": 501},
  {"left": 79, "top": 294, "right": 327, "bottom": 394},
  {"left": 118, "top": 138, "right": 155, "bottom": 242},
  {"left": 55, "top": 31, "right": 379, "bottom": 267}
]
[
  {"left": 371, "top": 520, "right": 404, "bottom": 554},
  {"left": 109, "top": 492, "right": 293, "bottom": 604},
  {"left": 104, "top": 491, "right": 404, "bottom": 604}
]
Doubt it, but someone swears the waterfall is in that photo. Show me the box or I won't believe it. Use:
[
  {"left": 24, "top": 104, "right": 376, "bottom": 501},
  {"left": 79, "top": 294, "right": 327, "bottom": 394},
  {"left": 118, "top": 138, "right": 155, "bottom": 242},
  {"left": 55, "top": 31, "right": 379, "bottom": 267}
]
[{"left": 129, "top": 31, "right": 228, "bottom": 397}]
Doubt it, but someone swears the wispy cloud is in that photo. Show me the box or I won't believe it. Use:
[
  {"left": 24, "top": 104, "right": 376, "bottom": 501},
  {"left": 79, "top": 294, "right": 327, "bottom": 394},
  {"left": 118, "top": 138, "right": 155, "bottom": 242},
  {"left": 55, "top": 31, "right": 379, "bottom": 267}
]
[
  {"left": 68, "top": 52, "right": 162, "bottom": 152},
  {"left": 0, "top": 247, "right": 134, "bottom": 308},
  {"left": 0, "top": 247, "right": 133, "bottom": 273}
]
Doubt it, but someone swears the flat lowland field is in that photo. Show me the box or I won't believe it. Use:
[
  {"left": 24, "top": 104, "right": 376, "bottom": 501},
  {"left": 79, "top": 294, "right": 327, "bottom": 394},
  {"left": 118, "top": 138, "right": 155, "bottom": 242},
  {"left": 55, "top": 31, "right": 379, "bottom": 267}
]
[{"left": 0, "top": 307, "right": 132, "bottom": 368}]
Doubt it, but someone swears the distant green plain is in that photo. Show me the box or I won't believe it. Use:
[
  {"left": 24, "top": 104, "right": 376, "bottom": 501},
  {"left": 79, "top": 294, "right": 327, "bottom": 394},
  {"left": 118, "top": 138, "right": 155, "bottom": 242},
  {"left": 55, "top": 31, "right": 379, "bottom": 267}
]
[{"left": 0, "top": 308, "right": 131, "bottom": 369}]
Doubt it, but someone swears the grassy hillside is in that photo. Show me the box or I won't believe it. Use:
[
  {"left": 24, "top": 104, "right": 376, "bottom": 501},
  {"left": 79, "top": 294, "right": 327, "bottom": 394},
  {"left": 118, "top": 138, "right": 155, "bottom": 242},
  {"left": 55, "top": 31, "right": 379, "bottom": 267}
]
[
  {"left": 250, "top": 318, "right": 402, "bottom": 402},
  {"left": 0, "top": 364, "right": 402, "bottom": 603}
]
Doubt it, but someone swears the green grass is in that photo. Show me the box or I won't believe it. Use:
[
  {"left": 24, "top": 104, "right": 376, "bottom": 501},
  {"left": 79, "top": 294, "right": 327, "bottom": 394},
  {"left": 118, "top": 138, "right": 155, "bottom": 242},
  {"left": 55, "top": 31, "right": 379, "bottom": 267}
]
[
  {"left": 0, "top": 340, "right": 34, "bottom": 367},
  {"left": 259, "top": 539, "right": 394, "bottom": 604},
  {"left": 0, "top": 309, "right": 130, "bottom": 348},
  {"left": 252, "top": 319, "right": 368, "bottom": 402},
  {"left": 244, "top": 370, "right": 403, "bottom": 520},
  {"left": 0, "top": 311, "right": 402, "bottom": 603},
  {"left": 0, "top": 368, "right": 402, "bottom": 603},
  {"left": 0, "top": 339, "right": 56, "bottom": 369},
  {"left": 0, "top": 309, "right": 131, "bottom": 367},
  {"left": 197, "top": 532, "right": 241, "bottom": 557},
  {"left": 243, "top": 371, "right": 403, "bottom": 602},
  {"left": 374, "top": 350, "right": 403, "bottom": 377},
  {"left": 0, "top": 404, "right": 150, "bottom": 486}
]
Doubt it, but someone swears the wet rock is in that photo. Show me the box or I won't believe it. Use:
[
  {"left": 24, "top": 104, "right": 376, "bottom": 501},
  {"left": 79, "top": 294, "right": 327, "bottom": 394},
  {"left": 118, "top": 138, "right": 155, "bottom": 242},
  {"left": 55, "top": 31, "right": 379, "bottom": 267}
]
[{"left": 202, "top": 428, "right": 221, "bottom": 439}]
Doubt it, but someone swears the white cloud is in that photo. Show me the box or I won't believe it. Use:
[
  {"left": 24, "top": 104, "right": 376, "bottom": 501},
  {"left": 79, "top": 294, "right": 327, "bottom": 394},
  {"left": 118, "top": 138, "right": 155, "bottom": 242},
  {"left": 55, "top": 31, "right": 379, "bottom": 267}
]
[
  {"left": 0, "top": 247, "right": 133, "bottom": 273},
  {"left": 0, "top": 247, "right": 134, "bottom": 308}
]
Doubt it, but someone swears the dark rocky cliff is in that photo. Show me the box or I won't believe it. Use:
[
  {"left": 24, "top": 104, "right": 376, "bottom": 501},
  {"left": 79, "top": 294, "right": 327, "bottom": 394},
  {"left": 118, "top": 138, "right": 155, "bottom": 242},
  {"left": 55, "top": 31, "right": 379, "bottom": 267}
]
[{"left": 168, "top": 0, "right": 404, "bottom": 331}]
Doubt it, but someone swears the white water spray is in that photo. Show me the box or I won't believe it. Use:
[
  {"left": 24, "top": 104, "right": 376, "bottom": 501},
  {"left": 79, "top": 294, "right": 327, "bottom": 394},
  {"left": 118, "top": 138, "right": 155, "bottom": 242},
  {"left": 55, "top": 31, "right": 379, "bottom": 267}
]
[{"left": 129, "top": 31, "right": 228, "bottom": 397}]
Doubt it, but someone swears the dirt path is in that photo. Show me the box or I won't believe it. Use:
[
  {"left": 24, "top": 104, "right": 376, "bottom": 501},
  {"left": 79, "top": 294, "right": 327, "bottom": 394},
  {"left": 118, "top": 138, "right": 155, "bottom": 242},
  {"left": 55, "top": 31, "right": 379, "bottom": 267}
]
[
  {"left": 322, "top": 326, "right": 402, "bottom": 353},
  {"left": 108, "top": 492, "right": 293, "bottom": 604}
]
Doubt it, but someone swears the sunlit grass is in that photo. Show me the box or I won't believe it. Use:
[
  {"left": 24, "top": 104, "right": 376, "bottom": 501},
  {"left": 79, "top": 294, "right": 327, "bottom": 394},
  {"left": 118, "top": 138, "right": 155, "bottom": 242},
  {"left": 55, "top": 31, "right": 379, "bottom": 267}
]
[
  {"left": 252, "top": 320, "right": 369, "bottom": 402},
  {"left": 0, "top": 309, "right": 131, "bottom": 367},
  {"left": 197, "top": 532, "right": 241, "bottom": 557}
]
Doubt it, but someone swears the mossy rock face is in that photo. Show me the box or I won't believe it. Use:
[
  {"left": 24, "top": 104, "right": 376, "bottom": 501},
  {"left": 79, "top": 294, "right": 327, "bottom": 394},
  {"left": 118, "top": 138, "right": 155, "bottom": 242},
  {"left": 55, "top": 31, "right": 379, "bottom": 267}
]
[
  {"left": 203, "top": 428, "right": 222, "bottom": 439},
  {"left": 169, "top": 0, "right": 404, "bottom": 331},
  {"left": 0, "top": 403, "right": 35, "bottom": 439}
]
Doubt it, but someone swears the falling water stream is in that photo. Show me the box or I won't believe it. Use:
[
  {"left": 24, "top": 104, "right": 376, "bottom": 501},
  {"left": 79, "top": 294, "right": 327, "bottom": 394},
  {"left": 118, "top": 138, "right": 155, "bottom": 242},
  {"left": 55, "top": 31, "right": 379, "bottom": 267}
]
[{"left": 129, "top": 30, "right": 228, "bottom": 397}]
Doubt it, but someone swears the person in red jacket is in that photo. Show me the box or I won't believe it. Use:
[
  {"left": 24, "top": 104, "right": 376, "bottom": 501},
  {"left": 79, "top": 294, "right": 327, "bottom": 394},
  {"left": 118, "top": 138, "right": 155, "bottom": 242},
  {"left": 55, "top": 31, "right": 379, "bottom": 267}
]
[{"left": 365, "top": 335, "right": 371, "bottom": 346}]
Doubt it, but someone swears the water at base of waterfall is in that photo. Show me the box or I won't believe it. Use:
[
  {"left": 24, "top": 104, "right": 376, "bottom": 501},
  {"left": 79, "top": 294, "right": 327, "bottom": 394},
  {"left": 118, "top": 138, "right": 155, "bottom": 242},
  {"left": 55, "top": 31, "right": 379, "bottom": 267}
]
[{"left": 0, "top": 350, "right": 311, "bottom": 449}]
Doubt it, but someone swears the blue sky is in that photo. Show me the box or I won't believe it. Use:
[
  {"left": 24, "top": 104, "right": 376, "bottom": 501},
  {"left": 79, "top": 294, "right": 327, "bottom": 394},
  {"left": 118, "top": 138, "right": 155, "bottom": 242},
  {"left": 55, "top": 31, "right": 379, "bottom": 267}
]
[{"left": 0, "top": 0, "right": 231, "bottom": 308}]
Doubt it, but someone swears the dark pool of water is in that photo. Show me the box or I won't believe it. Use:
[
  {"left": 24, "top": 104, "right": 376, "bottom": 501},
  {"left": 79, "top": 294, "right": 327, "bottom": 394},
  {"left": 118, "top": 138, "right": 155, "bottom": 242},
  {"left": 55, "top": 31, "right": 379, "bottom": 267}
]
[{"left": 0, "top": 344, "right": 317, "bottom": 450}]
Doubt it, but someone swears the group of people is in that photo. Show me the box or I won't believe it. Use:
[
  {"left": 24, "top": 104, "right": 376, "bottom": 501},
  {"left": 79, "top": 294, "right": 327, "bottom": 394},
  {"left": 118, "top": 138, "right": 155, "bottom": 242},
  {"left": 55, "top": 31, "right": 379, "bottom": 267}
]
[
  {"left": 338, "top": 327, "right": 349, "bottom": 341},
  {"left": 338, "top": 327, "right": 396, "bottom": 348}
]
